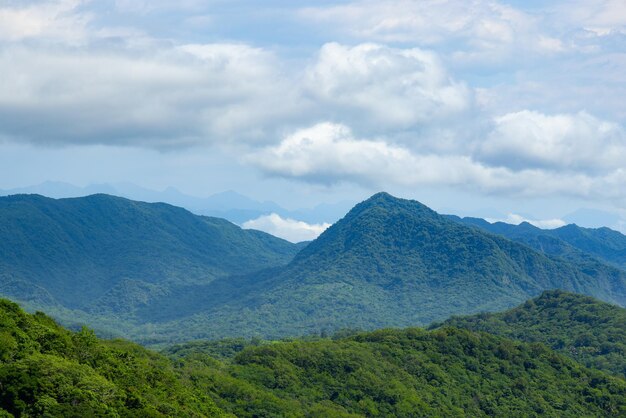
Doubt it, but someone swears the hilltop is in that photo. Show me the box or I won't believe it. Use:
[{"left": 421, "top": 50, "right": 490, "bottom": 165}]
[{"left": 437, "top": 290, "right": 626, "bottom": 378}]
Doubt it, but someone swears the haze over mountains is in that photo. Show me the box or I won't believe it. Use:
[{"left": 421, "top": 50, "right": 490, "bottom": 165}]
[
  {"left": 0, "top": 181, "right": 353, "bottom": 227},
  {"left": 1, "top": 192, "right": 625, "bottom": 346},
  {"left": 2, "top": 182, "right": 624, "bottom": 236}
]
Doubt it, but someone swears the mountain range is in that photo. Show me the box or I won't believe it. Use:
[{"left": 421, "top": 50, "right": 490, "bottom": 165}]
[
  {"left": 1, "top": 192, "right": 625, "bottom": 345},
  {"left": 0, "top": 194, "right": 301, "bottom": 314},
  {"left": 0, "top": 181, "right": 352, "bottom": 225},
  {"left": 447, "top": 215, "right": 626, "bottom": 270}
]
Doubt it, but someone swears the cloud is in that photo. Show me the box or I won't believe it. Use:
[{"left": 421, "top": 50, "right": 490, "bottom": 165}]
[
  {"left": 300, "top": 0, "right": 563, "bottom": 59},
  {"left": 304, "top": 43, "right": 471, "bottom": 131},
  {"left": 246, "top": 122, "right": 422, "bottom": 186},
  {"left": 486, "top": 214, "right": 566, "bottom": 229},
  {"left": 477, "top": 110, "right": 626, "bottom": 172},
  {"left": 563, "top": 0, "right": 626, "bottom": 35},
  {"left": 0, "top": 38, "right": 473, "bottom": 149},
  {"left": 243, "top": 213, "right": 331, "bottom": 243},
  {"left": 247, "top": 121, "right": 626, "bottom": 201},
  {"left": 0, "top": 43, "right": 296, "bottom": 147},
  {"left": 0, "top": 0, "right": 91, "bottom": 43}
]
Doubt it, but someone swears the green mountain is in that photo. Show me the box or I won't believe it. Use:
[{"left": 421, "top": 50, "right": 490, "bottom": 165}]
[
  {"left": 435, "top": 290, "right": 626, "bottom": 379},
  {"left": 156, "top": 192, "right": 626, "bottom": 342},
  {"left": 3, "top": 192, "right": 626, "bottom": 345},
  {"left": 2, "top": 298, "right": 625, "bottom": 417},
  {"left": 449, "top": 216, "right": 626, "bottom": 270},
  {"left": 0, "top": 194, "right": 300, "bottom": 321}
]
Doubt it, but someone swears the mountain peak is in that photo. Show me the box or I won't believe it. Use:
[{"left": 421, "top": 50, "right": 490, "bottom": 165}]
[{"left": 347, "top": 192, "right": 436, "bottom": 220}]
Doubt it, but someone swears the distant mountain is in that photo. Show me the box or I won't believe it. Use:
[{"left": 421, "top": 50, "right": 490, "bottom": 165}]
[
  {"left": 0, "top": 194, "right": 300, "bottom": 316},
  {"left": 2, "top": 298, "right": 625, "bottom": 417},
  {"left": 145, "top": 193, "right": 626, "bottom": 343},
  {"left": 437, "top": 290, "right": 626, "bottom": 378},
  {"left": 0, "top": 181, "right": 352, "bottom": 225},
  {"left": 4, "top": 192, "right": 626, "bottom": 345},
  {"left": 564, "top": 208, "right": 623, "bottom": 229},
  {"left": 448, "top": 215, "right": 626, "bottom": 270}
]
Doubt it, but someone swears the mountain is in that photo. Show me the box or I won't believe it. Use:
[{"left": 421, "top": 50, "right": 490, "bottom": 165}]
[
  {"left": 3, "top": 192, "right": 626, "bottom": 345},
  {"left": 2, "top": 298, "right": 625, "bottom": 417},
  {"left": 435, "top": 290, "right": 626, "bottom": 378},
  {"left": 0, "top": 182, "right": 353, "bottom": 225},
  {"left": 0, "top": 194, "right": 300, "bottom": 317},
  {"left": 449, "top": 215, "right": 626, "bottom": 270},
  {"left": 145, "top": 192, "right": 626, "bottom": 342},
  {"left": 564, "top": 208, "right": 623, "bottom": 229}
]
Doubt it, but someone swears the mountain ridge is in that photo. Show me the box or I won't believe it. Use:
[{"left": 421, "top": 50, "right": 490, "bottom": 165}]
[{"left": 2, "top": 192, "right": 626, "bottom": 344}]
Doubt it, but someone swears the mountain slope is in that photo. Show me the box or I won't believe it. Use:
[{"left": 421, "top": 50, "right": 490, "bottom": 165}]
[
  {"left": 449, "top": 216, "right": 626, "bottom": 270},
  {"left": 2, "top": 298, "right": 625, "bottom": 417},
  {"left": 4, "top": 192, "right": 626, "bottom": 345},
  {"left": 436, "top": 290, "right": 626, "bottom": 378},
  {"left": 0, "top": 194, "right": 300, "bottom": 313},
  {"left": 0, "top": 298, "right": 228, "bottom": 417},
  {"left": 147, "top": 193, "right": 626, "bottom": 342}
]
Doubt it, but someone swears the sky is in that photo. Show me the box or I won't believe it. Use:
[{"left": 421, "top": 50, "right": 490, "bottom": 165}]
[{"left": 1, "top": 0, "right": 626, "bottom": 238}]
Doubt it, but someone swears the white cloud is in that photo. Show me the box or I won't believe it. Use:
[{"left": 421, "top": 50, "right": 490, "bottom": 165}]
[
  {"left": 246, "top": 122, "right": 421, "bottom": 186},
  {"left": 114, "top": 0, "right": 205, "bottom": 14},
  {"left": 564, "top": 0, "right": 626, "bottom": 35},
  {"left": 0, "top": 43, "right": 296, "bottom": 147},
  {"left": 300, "top": 0, "right": 563, "bottom": 58},
  {"left": 0, "top": 0, "right": 91, "bottom": 43},
  {"left": 247, "top": 121, "right": 626, "bottom": 202},
  {"left": 477, "top": 110, "right": 626, "bottom": 172},
  {"left": 243, "top": 213, "right": 331, "bottom": 243},
  {"left": 0, "top": 39, "right": 473, "bottom": 149},
  {"left": 486, "top": 214, "right": 566, "bottom": 229},
  {"left": 304, "top": 43, "right": 471, "bottom": 131}
]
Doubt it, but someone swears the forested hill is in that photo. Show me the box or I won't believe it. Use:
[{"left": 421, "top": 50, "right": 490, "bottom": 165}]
[
  {"left": 2, "top": 192, "right": 626, "bottom": 345},
  {"left": 2, "top": 298, "right": 626, "bottom": 417},
  {"left": 169, "top": 192, "right": 626, "bottom": 341},
  {"left": 0, "top": 193, "right": 300, "bottom": 311},
  {"left": 436, "top": 290, "right": 626, "bottom": 378},
  {"left": 448, "top": 215, "right": 626, "bottom": 270}
]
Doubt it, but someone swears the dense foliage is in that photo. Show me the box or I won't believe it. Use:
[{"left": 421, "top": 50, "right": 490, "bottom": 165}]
[
  {"left": 2, "top": 298, "right": 626, "bottom": 417},
  {"left": 189, "top": 327, "right": 626, "bottom": 417},
  {"left": 0, "top": 299, "right": 227, "bottom": 417},
  {"left": 436, "top": 290, "right": 626, "bottom": 378}
]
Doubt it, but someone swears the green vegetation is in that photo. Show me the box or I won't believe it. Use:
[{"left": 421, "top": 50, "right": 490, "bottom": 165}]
[
  {"left": 436, "top": 290, "right": 626, "bottom": 379},
  {"left": 0, "top": 298, "right": 227, "bottom": 417},
  {"left": 146, "top": 192, "right": 626, "bottom": 342},
  {"left": 2, "top": 298, "right": 626, "bottom": 417},
  {"left": 2, "top": 192, "right": 626, "bottom": 345},
  {"left": 450, "top": 216, "right": 626, "bottom": 270},
  {"left": 0, "top": 194, "right": 301, "bottom": 339}
]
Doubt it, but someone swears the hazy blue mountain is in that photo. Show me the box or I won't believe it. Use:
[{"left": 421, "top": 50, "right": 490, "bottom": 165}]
[
  {"left": 141, "top": 193, "right": 626, "bottom": 343},
  {"left": 564, "top": 208, "right": 622, "bottom": 229},
  {"left": 0, "top": 181, "right": 352, "bottom": 225},
  {"left": 449, "top": 215, "right": 626, "bottom": 270},
  {"left": 0, "top": 194, "right": 300, "bottom": 314},
  {"left": 4, "top": 192, "right": 626, "bottom": 345}
]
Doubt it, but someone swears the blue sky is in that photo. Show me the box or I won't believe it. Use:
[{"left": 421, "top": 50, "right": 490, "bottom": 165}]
[{"left": 1, "top": 0, "right": 626, "bottom": 236}]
